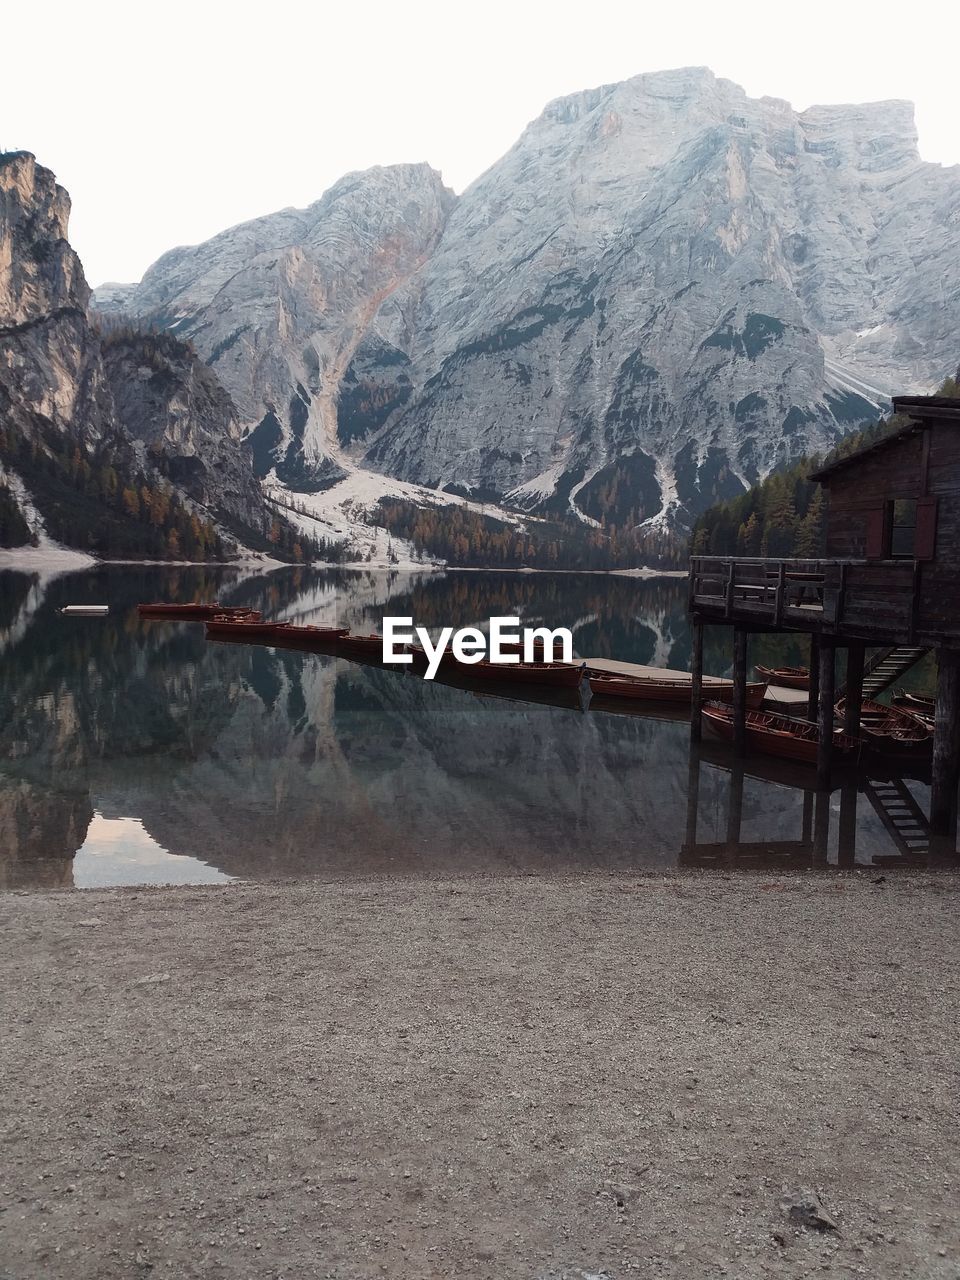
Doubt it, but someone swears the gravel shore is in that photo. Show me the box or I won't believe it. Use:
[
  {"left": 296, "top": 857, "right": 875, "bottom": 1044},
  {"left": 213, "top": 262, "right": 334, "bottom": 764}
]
[{"left": 1, "top": 871, "right": 958, "bottom": 1279}]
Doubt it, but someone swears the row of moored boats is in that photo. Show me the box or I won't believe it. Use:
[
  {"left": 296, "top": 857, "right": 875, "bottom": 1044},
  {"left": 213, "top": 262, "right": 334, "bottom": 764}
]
[
  {"left": 137, "top": 602, "right": 755, "bottom": 700},
  {"left": 730, "top": 664, "right": 936, "bottom": 762},
  {"left": 136, "top": 605, "right": 936, "bottom": 765}
]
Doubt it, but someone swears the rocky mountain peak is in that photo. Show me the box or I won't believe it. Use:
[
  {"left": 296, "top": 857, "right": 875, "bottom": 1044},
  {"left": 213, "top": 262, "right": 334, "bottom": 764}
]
[
  {"left": 798, "top": 98, "right": 920, "bottom": 171},
  {"left": 1, "top": 151, "right": 89, "bottom": 326},
  {"left": 93, "top": 162, "right": 455, "bottom": 489},
  {"left": 360, "top": 71, "right": 959, "bottom": 523}
]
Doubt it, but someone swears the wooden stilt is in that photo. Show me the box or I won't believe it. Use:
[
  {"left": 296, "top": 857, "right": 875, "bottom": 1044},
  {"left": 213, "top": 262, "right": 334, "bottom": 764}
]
[
  {"left": 807, "top": 635, "right": 821, "bottom": 722},
  {"left": 684, "top": 747, "right": 701, "bottom": 850},
  {"left": 837, "top": 777, "right": 858, "bottom": 867},
  {"left": 732, "top": 627, "right": 748, "bottom": 757},
  {"left": 801, "top": 789, "right": 814, "bottom": 845},
  {"left": 690, "top": 621, "right": 704, "bottom": 743},
  {"left": 813, "top": 788, "right": 830, "bottom": 867},
  {"left": 931, "top": 649, "right": 960, "bottom": 835},
  {"left": 726, "top": 763, "right": 745, "bottom": 848},
  {"left": 816, "top": 639, "right": 836, "bottom": 790},
  {"left": 844, "top": 643, "right": 865, "bottom": 738}
]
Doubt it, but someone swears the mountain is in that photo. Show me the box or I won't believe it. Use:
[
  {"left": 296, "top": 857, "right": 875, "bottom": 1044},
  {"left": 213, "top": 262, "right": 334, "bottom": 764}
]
[
  {"left": 94, "top": 68, "right": 960, "bottom": 531},
  {"left": 363, "top": 69, "right": 960, "bottom": 523},
  {"left": 94, "top": 165, "right": 455, "bottom": 491},
  {"left": 0, "top": 152, "right": 304, "bottom": 559}
]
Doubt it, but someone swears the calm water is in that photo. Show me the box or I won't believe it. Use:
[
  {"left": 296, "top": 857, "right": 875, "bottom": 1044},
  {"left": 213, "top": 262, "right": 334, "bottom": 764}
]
[{"left": 1, "top": 564, "right": 954, "bottom": 889}]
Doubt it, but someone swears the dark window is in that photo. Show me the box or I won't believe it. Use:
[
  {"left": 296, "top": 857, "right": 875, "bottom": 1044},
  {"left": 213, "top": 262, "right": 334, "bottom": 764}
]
[{"left": 889, "top": 498, "right": 917, "bottom": 558}]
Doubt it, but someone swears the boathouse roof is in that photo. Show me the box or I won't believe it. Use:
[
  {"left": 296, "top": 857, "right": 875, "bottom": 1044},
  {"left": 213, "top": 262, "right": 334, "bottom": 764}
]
[{"left": 809, "top": 395, "right": 960, "bottom": 481}]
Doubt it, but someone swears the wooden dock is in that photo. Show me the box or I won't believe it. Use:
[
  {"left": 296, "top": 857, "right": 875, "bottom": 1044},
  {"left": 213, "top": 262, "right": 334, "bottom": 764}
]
[
  {"left": 583, "top": 658, "right": 739, "bottom": 687},
  {"left": 759, "top": 686, "right": 809, "bottom": 711}
]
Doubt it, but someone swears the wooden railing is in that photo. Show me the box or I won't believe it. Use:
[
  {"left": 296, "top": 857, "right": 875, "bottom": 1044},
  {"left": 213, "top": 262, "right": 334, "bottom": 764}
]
[{"left": 689, "top": 556, "right": 917, "bottom": 638}]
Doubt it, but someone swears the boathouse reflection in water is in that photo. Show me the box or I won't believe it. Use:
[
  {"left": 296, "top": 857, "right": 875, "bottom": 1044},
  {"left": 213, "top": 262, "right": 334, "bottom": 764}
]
[{"left": 682, "top": 746, "right": 956, "bottom": 871}]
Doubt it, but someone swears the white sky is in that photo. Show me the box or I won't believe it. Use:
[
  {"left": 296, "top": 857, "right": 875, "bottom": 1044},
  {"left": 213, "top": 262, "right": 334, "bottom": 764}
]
[{"left": 4, "top": 0, "right": 958, "bottom": 287}]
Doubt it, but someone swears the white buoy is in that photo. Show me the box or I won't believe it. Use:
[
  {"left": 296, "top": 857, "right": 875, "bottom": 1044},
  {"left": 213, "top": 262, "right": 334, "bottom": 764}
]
[{"left": 60, "top": 605, "right": 110, "bottom": 616}]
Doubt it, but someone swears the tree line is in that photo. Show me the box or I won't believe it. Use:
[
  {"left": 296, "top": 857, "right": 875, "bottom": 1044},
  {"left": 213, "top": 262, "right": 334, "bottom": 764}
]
[
  {"left": 373, "top": 499, "right": 686, "bottom": 570},
  {"left": 0, "top": 479, "right": 32, "bottom": 547},
  {"left": 689, "top": 418, "right": 896, "bottom": 558},
  {"left": 0, "top": 424, "right": 314, "bottom": 562},
  {"left": 261, "top": 493, "right": 356, "bottom": 563},
  {"left": 0, "top": 424, "right": 229, "bottom": 558}
]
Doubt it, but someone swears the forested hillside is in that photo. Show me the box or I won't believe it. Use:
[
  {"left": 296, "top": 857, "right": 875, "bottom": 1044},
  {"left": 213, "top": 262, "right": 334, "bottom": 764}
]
[
  {"left": 373, "top": 500, "right": 686, "bottom": 570},
  {"left": 0, "top": 423, "right": 318, "bottom": 561},
  {"left": 0, "top": 478, "right": 32, "bottom": 546}
]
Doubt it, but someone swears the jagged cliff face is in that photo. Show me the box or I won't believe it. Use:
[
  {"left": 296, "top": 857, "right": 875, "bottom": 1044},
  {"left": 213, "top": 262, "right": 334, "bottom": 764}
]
[
  {"left": 0, "top": 153, "right": 115, "bottom": 450},
  {"left": 1, "top": 152, "right": 86, "bottom": 325},
  {"left": 0, "top": 151, "right": 287, "bottom": 549},
  {"left": 95, "top": 165, "right": 455, "bottom": 488},
  {"left": 99, "top": 332, "right": 268, "bottom": 528},
  {"left": 93, "top": 69, "right": 960, "bottom": 527}
]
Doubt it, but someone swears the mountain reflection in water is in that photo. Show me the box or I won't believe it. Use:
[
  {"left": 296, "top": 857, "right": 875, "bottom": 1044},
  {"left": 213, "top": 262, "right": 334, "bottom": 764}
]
[{"left": 1, "top": 564, "right": 955, "bottom": 889}]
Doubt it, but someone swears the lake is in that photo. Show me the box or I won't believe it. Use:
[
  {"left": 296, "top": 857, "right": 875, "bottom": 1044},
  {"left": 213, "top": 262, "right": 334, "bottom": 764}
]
[{"left": 0, "top": 564, "right": 952, "bottom": 889}]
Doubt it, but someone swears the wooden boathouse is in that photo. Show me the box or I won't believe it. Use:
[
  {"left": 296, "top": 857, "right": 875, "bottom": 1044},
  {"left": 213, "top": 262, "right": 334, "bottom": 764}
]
[{"left": 687, "top": 394, "right": 960, "bottom": 832}]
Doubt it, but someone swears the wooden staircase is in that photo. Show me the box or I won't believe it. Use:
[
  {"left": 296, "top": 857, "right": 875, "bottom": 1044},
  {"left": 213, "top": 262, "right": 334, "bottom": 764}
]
[
  {"left": 862, "top": 777, "right": 932, "bottom": 862},
  {"left": 837, "top": 646, "right": 931, "bottom": 701}
]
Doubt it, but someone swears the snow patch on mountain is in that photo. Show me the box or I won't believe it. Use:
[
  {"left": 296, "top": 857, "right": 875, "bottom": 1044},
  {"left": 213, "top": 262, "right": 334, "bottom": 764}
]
[{"left": 263, "top": 469, "right": 527, "bottom": 568}]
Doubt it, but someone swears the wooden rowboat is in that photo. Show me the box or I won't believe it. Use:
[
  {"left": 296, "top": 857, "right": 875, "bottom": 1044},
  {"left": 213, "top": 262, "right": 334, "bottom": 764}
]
[
  {"left": 139, "top": 603, "right": 260, "bottom": 620},
  {"left": 205, "top": 617, "right": 290, "bottom": 639},
  {"left": 892, "top": 689, "right": 935, "bottom": 716},
  {"left": 445, "top": 658, "right": 585, "bottom": 688},
  {"left": 836, "top": 696, "right": 932, "bottom": 753},
  {"left": 409, "top": 646, "right": 585, "bottom": 688},
  {"left": 431, "top": 666, "right": 587, "bottom": 712},
  {"left": 272, "top": 624, "right": 349, "bottom": 647},
  {"left": 702, "top": 702, "right": 860, "bottom": 764},
  {"left": 494, "top": 639, "right": 554, "bottom": 661},
  {"left": 588, "top": 672, "right": 767, "bottom": 707},
  {"left": 754, "top": 664, "right": 809, "bottom": 690},
  {"left": 334, "top": 633, "right": 390, "bottom": 659},
  {"left": 890, "top": 702, "right": 934, "bottom": 732}
]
